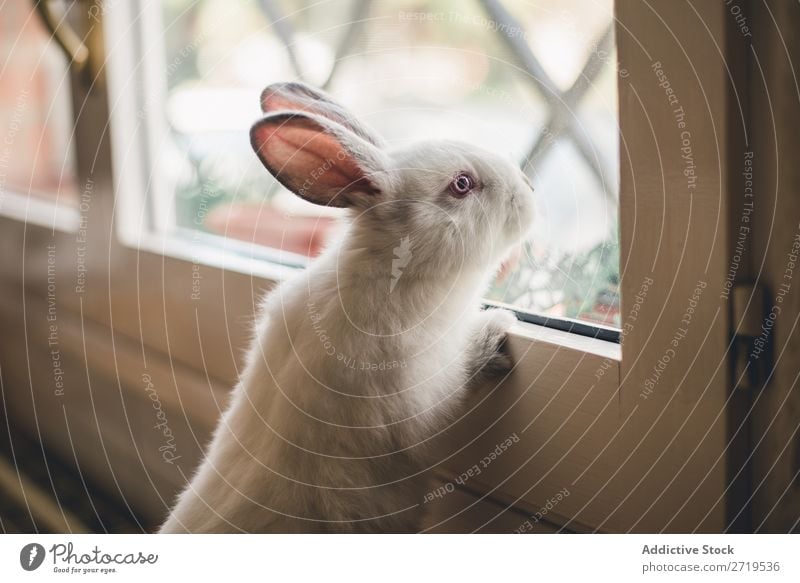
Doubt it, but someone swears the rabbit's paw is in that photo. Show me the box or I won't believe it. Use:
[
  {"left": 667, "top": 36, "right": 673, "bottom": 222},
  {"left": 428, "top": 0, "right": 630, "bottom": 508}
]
[{"left": 470, "top": 308, "right": 516, "bottom": 377}]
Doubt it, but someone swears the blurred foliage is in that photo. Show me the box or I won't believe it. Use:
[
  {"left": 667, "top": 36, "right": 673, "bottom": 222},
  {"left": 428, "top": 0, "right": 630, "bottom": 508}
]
[
  {"left": 172, "top": 134, "right": 274, "bottom": 232},
  {"left": 488, "top": 230, "right": 620, "bottom": 323}
]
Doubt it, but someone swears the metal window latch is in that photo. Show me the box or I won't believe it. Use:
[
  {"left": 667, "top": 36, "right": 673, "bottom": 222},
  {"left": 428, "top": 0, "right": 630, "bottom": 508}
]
[
  {"left": 33, "top": 0, "right": 105, "bottom": 90},
  {"left": 731, "top": 282, "right": 774, "bottom": 391}
]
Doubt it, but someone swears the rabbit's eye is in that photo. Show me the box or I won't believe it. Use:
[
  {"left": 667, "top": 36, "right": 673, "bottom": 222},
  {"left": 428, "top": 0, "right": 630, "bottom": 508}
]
[{"left": 449, "top": 172, "right": 476, "bottom": 197}]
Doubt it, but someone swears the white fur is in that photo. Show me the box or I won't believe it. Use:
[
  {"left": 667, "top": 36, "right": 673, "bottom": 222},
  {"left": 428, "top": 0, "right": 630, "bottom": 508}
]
[{"left": 160, "top": 84, "right": 535, "bottom": 533}]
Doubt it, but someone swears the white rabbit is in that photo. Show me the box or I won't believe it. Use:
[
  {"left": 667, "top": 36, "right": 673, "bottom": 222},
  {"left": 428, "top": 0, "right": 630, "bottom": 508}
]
[{"left": 160, "top": 82, "right": 535, "bottom": 533}]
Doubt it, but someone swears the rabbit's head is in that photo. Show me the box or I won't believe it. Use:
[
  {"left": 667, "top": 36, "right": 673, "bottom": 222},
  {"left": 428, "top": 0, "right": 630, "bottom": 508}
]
[{"left": 251, "top": 82, "right": 534, "bottom": 277}]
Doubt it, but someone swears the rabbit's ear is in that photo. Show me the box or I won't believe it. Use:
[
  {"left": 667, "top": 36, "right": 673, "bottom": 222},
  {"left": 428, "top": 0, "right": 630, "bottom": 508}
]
[
  {"left": 250, "top": 112, "right": 388, "bottom": 208},
  {"left": 260, "top": 82, "right": 385, "bottom": 148}
]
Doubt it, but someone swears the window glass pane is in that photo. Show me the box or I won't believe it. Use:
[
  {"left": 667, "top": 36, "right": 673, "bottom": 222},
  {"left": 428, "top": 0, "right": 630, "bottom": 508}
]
[
  {"left": 157, "top": 0, "right": 619, "bottom": 326},
  {"left": 0, "top": 2, "right": 78, "bottom": 206}
]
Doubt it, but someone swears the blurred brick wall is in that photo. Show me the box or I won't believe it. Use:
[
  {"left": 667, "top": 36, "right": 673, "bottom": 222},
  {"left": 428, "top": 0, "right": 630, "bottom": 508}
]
[{"left": 0, "top": 2, "right": 77, "bottom": 201}]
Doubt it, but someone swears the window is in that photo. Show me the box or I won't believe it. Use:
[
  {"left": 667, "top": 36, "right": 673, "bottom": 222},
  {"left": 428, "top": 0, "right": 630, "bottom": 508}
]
[
  {"left": 0, "top": 0, "right": 739, "bottom": 534},
  {"left": 126, "top": 0, "right": 620, "bottom": 326}
]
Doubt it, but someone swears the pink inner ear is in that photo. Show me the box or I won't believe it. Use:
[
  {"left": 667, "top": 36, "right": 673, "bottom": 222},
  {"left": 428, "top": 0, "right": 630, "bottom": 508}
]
[
  {"left": 261, "top": 90, "right": 313, "bottom": 114},
  {"left": 253, "top": 120, "right": 370, "bottom": 205}
]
